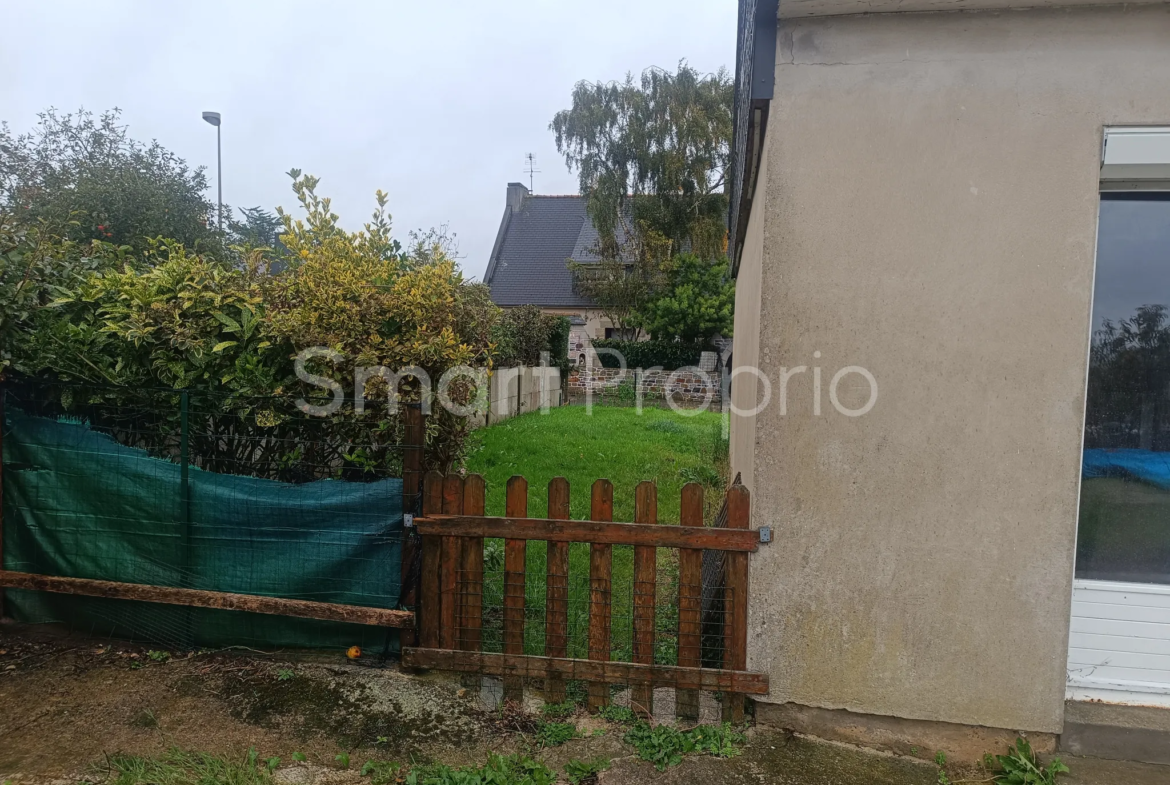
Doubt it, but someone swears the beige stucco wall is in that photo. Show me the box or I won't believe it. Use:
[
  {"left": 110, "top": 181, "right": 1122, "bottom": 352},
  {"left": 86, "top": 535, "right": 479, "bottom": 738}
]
[{"left": 746, "top": 3, "right": 1170, "bottom": 734}]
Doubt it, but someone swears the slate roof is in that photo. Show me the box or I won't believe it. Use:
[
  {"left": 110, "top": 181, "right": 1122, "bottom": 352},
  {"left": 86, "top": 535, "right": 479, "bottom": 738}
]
[{"left": 485, "top": 194, "right": 604, "bottom": 308}]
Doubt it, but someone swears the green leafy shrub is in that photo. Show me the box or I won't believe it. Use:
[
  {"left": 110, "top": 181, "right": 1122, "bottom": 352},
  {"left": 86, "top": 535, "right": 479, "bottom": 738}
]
[
  {"left": 493, "top": 305, "right": 564, "bottom": 367},
  {"left": 541, "top": 700, "right": 578, "bottom": 719},
  {"left": 615, "top": 379, "right": 638, "bottom": 403},
  {"left": 623, "top": 722, "right": 745, "bottom": 771},
  {"left": 988, "top": 738, "right": 1069, "bottom": 785},
  {"left": 6, "top": 172, "right": 502, "bottom": 474},
  {"left": 564, "top": 758, "right": 610, "bottom": 785},
  {"left": 404, "top": 754, "right": 554, "bottom": 785},
  {"left": 590, "top": 339, "right": 706, "bottom": 371},
  {"left": 688, "top": 723, "right": 747, "bottom": 758},
  {"left": 361, "top": 760, "right": 400, "bottom": 785},
  {"left": 597, "top": 705, "right": 638, "bottom": 725},
  {"left": 638, "top": 255, "right": 734, "bottom": 343},
  {"left": 546, "top": 315, "right": 571, "bottom": 373},
  {"left": 535, "top": 721, "right": 578, "bottom": 748}
]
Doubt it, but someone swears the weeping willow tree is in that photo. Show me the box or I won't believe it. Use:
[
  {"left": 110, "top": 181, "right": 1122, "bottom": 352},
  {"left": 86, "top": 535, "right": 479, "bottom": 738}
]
[{"left": 550, "top": 62, "right": 733, "bottom": 261}]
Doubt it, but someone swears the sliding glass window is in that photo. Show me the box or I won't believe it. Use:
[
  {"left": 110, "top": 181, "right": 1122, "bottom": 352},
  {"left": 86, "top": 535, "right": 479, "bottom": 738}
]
[{"left": 1079, "top": 191, "right": 1170, "bottom": 584}]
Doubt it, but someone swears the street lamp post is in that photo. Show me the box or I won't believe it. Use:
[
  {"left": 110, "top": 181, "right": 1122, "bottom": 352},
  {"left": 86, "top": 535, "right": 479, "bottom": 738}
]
[{"left": 201, "top": 111, "right": 222, "bottom": 232}]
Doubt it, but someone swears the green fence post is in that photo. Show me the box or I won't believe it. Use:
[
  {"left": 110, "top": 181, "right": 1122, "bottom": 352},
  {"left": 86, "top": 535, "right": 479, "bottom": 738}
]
[
  {"left": 180, "top": 390, "right": 192, "bottom": 646},
  {"left": 0, "top": 381, "right": 6, "bottom": 619},
  {"left": 180, "top": 390, "right": 190, "bottom": 552}
]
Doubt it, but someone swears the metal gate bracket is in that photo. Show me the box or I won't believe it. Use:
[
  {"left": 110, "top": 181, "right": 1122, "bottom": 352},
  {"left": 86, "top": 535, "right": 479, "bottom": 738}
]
[{"left": 758, "top": 526, "right": 771, "bottom": 544}]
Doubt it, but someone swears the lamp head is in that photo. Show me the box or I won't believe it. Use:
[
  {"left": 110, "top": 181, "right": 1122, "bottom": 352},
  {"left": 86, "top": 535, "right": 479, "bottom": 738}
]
[{"left": 201, "top": 111, "right": 221, "bottom": 127}]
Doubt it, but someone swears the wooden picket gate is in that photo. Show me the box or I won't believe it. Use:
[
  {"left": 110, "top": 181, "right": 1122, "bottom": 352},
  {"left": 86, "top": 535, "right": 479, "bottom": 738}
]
[{"left": 401, "top": 472, "right": 767, "bottom": 721}]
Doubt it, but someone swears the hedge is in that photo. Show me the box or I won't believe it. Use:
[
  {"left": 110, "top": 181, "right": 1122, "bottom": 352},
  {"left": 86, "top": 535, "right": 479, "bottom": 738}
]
[{"left": 589, "top": 339, "right": 708, "bottom": 371}]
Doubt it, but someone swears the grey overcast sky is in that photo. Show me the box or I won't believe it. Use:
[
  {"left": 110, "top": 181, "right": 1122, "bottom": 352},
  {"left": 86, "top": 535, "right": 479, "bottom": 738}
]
[{"left": 2, "top": 0, "right": 737, "bottom": 281}]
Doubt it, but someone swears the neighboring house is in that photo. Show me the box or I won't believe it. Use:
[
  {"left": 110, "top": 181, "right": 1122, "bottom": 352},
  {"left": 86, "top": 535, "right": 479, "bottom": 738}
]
[
  {"left": 484, "top": 183, "right": 632, "bottom": 364},
  {"left": 729, "top": 0, "right": 1170, "bottom": 765}
]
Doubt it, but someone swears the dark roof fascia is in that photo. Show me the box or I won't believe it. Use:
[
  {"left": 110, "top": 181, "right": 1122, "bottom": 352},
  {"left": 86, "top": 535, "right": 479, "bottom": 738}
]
[
  {"left": 483, "top": 204, "right": 513, "bottom": 285},
  {"left": 729, "top": 0, "right": 779, "bottom": 277}
]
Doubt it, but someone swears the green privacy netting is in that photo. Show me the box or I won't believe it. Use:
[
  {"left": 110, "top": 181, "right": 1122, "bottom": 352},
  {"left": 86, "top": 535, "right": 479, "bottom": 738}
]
[{"left": 1, "top": 408, "right": 404, "bottom": 652}]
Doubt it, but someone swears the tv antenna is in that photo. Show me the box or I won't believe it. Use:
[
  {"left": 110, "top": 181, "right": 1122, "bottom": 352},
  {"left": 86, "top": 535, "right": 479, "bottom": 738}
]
[{"left": 524, "top": 153, "right": 541, "bottom": 192}]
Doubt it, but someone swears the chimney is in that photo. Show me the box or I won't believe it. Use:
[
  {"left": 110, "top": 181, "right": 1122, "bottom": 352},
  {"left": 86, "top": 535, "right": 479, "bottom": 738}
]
[{"left": 506, "top": 182, "right": 529, "bottom": 213}]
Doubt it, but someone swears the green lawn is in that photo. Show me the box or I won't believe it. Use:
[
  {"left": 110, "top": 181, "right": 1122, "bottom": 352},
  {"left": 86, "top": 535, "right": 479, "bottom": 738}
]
[
  {"left": 463, "top": 404, "right": 727, "bottom": 663},
  {"left": 466, "top": 404, "right": 727, "bottom": 522}
]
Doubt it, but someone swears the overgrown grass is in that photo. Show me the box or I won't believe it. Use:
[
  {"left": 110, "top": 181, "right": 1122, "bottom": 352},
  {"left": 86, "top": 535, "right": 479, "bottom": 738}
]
[
  {"left": 100, "top": 750, "right": 557, "bottom": 785},
  {"left": 466, "top": 405, "right": 727, "bottom": 523},
  {"left": 101, "top": 748, "right": 274, "bottom": 785},
  {"left": 465, "top": 405, "right": 728, "bottom": 664},
  {"left": 403, "top": 753, "right": 555, "bottom": 785}
]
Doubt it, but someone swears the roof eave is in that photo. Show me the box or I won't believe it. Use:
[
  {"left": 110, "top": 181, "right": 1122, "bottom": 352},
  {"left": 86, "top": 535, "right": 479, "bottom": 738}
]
[
  {"left": 483, "top": 204, "right": 514, "bottom": 285},
  {"left": 729, "top": 0, "right": 779, "bottom": 277}
]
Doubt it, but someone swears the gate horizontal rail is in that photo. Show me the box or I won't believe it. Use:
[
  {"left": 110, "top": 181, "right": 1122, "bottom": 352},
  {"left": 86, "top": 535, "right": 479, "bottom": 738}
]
[
  {"left": 0, "top": 570, "right": 414, "bottom": 628},
  {"left": 412, "top": 515, "right": 761, "bottom": 551},
  {"left": 401, "top": 648, "right": 770, "bottom": 694}
]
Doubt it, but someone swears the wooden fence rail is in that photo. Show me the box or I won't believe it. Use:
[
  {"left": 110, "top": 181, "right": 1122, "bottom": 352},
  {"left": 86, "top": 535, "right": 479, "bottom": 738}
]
[
  {"left": 405, "top": 472, "right": 764, "bottom": 721},
  {"left": 0, "top": 570, "right": 414, "bottom": 628}
]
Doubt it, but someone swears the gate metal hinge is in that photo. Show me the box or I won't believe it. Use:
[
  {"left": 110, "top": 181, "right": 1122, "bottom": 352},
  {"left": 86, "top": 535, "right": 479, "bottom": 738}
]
[
  {"left": 403, "top": 513, "right": 414, "bottom": 528},
  {"left": 758, "top": 526, "right": 772, "bottom": 544}
]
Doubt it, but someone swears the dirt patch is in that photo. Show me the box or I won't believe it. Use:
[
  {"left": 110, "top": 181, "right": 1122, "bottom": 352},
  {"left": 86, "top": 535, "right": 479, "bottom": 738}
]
[
  {"left": 214, "top": 662, "right": 483, "bottom": 755},
  {"left": 0, "top": 624, "right": 501, "bottom": 781},
  {"left": 10, "top": 622, "right": 1156, "bottom": 785}
]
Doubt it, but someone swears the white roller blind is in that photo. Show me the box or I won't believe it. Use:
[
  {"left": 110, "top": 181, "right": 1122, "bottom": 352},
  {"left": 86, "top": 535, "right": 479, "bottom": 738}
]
[{"left": 1102, "top": 127, "right": 1170, "bottom": 183}]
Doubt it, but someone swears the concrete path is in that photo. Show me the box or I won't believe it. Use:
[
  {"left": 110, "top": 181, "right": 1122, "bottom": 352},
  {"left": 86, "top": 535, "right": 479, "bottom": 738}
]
[{"left": 595, "top": 729, "right": 1170, "bottom": 785}]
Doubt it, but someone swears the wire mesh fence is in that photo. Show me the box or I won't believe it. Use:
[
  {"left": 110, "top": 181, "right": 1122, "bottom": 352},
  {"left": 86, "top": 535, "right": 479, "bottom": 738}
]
[{"left": 0, "top": 378, "right": 418, "bottom": 655}]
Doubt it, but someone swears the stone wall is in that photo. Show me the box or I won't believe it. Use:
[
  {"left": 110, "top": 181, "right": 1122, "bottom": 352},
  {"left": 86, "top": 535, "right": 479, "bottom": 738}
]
[{"left": 568, "top": 367, "right": 722, "bottom": 406}]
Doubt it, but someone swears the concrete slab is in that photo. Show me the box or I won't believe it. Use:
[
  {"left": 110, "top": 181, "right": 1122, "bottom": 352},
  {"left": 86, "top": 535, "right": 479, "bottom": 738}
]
[
  {"left": 1062, "top": 700, "right": 1170, "bottom": 766},
  {"left": 600, "top": 730, "right": 1170, "bottom": 785}
]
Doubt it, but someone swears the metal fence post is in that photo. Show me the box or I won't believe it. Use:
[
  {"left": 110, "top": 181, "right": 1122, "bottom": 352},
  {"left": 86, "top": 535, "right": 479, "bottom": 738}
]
[
  {"left": 180, "top": 391, "right": 190, "bottom": 561},
  {"left": 400, "top": 402, "right": 424, "bottom": 647}
]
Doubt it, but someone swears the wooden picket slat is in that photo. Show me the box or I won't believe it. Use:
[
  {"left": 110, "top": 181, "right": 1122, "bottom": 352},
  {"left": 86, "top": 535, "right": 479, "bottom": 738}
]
[
  {"left": 677, "top": 482, "right": 704, "bottom": 722},
  {"left": 503, "top": 475, "right": 528, "bottom": 702},
  {"left": 632, "top": 481, "right": 658, "bottom": 717},
  {"left": 418, "top": 471, "right": 444, "bottom": 648},
  {"left": 401, "top": 648, "right": 769, "bottom": 694},
  {"left": 439, "top": 475, "right": 464, "bottom": 651},
  {"left": 723, "top": 485, "right": 751, "bottom": 723},
  {"left": 588, "top": 479, "right": 614, "bottom": 711},
  {"left": 545, "top": 477, "right": 571, "bottom": 703},
  {"left": 460, "top": 475, "right": 486, "bottom": 653}
]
